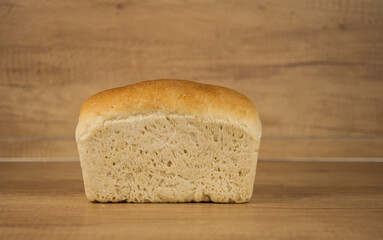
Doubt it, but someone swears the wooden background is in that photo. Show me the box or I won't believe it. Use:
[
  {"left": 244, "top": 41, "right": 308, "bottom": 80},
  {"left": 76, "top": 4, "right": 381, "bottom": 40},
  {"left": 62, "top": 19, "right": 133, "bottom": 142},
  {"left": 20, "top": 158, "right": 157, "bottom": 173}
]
[{"left": 1, "top": 0, "right": 383, "bottom": 161}]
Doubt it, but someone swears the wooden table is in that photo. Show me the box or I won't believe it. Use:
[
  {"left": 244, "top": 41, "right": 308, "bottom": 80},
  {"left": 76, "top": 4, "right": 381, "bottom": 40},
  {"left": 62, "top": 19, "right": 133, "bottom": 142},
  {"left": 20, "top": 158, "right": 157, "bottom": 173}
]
[{"left": 0, "top": 161, "right": 382, "bottom": 240}]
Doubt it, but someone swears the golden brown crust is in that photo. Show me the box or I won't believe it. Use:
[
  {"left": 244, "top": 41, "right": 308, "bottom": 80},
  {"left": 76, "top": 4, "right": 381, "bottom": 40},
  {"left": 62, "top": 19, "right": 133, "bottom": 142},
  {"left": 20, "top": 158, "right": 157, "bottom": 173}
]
[{"left": 78, "top": 79, "right": 261, "bottom": 137}]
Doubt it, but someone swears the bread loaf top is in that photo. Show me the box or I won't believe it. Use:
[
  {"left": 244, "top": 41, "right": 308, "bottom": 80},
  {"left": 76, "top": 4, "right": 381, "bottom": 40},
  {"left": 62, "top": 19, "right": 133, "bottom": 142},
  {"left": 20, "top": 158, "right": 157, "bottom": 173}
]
[{"left": 76, "top": 79, "right": 261, "bottom": 140}]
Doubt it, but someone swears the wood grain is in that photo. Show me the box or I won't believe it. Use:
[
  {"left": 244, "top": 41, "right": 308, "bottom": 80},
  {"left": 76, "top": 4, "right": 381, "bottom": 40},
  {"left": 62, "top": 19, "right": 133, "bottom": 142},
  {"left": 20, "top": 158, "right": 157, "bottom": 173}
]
[
  {"left": 1, "top": 0, "right": 383, "bottom": 159},
  {"left": 0, "top": 162, "right": 382, "bottom": 240},
  {"left": 1, "top": 138, "right": 383, "bottom": 160}
]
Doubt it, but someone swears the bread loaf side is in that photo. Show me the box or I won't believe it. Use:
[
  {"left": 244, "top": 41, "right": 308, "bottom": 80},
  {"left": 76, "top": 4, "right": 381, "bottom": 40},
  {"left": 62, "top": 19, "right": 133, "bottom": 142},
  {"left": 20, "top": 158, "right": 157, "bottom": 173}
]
[{"left": 76, "top": 79, "right": 261, "bottom": 203}]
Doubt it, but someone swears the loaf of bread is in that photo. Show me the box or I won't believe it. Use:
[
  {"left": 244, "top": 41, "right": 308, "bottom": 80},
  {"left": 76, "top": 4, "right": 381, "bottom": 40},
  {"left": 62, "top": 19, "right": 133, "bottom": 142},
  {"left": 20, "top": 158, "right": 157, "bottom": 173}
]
[{"left": 76, "top": 79, "right": 261, "bottom": 203}]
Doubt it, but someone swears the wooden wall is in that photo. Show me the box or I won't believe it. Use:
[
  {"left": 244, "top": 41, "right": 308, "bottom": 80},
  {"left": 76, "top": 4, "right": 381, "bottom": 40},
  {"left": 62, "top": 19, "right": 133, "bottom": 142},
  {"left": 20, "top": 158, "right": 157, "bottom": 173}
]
[{"left": 1, "top": 0, "right": 383, "bottom": 161}]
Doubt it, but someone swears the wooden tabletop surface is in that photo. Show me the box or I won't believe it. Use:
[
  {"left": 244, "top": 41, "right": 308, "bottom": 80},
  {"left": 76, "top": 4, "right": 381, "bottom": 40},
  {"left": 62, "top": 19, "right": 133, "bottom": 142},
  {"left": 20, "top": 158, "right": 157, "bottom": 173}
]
[{"left": 0, "top": 161, "right": 382, "bottom": 240}]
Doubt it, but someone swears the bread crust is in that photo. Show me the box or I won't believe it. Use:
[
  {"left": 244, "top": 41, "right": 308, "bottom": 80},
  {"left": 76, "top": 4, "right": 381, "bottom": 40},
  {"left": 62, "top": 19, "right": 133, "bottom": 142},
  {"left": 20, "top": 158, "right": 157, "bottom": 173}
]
[{"left": 77, "top": 79, "right": 261, "bottom": 140}]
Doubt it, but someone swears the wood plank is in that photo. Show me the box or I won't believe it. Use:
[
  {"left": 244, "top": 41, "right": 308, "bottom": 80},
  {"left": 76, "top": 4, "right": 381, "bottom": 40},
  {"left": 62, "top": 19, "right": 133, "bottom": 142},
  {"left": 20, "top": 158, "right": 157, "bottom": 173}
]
[
  {"left": 0, "top": 139, "right": 77, "bottom": 158},
  {"left": 1, "top": 0, "right": 383, "bottom": 138},
  {"left": 0, "top": 162, "right": 382, "bottom": 239},
  {"left": 260, "top": 138, "right": 383, "bottom": 159},
  {"left": 1, "top": 138, "right": 383, "bottom": 160}
]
